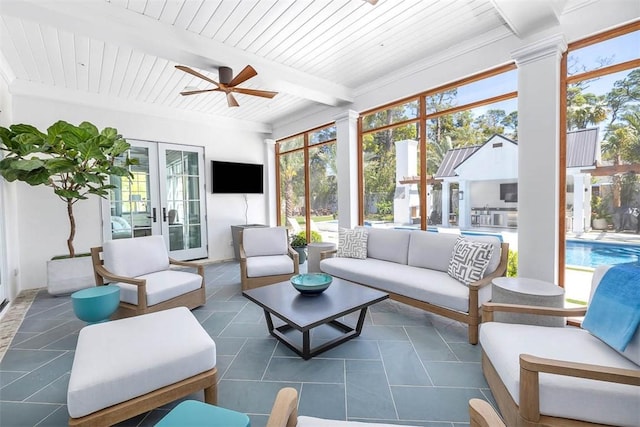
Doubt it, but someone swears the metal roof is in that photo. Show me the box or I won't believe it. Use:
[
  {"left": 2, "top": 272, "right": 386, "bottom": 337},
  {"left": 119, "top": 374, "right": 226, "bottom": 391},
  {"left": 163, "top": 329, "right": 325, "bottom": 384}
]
[
  {"left": 566, "top": 128, "right": 599, "bottom": 168},
  {"left": 435, "top": 129, "right": 599, "bottom": 178}
]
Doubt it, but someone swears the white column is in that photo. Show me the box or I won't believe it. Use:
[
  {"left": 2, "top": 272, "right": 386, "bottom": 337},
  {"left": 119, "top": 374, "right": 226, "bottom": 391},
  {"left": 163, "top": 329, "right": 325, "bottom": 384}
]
[
  {"left": 335, "top": 110, "right": 359, "bottom": 229},
  {"left": 512, "top": 34, "right": 567, "bottom": 283},
  {"left": 264, "top": 139, "right": 277, "bottom": 227},
  {"left": 458, "top": 180, "right": 470, "bottom": 228},
  {"left": 393, "top": 139, "right": 418, "bottom": 225},
  {"left": 441, "top": 181, "right": 450, "bottom": 227},
  {"left": 572, "top": 173, "right": 586, "bottom": 233}
]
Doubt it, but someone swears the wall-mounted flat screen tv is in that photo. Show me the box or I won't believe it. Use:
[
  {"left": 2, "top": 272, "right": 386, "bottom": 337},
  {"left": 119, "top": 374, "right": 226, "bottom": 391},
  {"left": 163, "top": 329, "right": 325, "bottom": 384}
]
[
  {"left": 500, "top": 183, "right": 518, "bottom": 202},
  {"left": 211, "top": 160, "right": 264, "bottom": 194}
]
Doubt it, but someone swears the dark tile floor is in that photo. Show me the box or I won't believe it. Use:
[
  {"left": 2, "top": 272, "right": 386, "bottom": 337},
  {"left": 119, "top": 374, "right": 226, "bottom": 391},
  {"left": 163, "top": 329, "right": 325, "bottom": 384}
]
[{"left": 0, "top": 261, "right": 497, "bottom": 427}]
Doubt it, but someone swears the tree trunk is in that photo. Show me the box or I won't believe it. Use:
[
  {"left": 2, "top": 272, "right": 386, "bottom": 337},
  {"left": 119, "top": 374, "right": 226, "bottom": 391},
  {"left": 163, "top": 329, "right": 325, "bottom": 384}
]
[{"left": 67, "top": 200, "right": 76, "bottom": 258}]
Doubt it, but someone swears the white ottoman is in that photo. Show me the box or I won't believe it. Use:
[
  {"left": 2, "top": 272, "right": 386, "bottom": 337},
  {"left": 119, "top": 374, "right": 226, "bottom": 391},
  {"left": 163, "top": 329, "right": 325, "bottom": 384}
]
[{"left": 67, "top": 306, "right": 217, "bottom": 426}]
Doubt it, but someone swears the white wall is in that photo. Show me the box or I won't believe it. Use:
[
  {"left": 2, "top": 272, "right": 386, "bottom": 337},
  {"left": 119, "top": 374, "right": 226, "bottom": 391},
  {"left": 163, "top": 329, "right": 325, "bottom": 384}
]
[{"left": 8, "top": 95, "right": 267, "bottom": 292}]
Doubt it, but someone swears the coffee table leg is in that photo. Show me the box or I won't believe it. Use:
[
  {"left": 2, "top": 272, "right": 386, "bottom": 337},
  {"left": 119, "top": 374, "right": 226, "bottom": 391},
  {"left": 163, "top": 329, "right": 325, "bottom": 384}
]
[
  {"left": 355, "top": 307, "right": 368, "bottom": 334},
  {"left": 302, "top": 331, "right": 311, "bottom": 360}
]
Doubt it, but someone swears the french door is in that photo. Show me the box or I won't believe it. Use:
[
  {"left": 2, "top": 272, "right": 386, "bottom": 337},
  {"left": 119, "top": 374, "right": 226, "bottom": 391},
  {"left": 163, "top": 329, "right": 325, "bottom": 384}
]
[{"left": 102, "top": 140, "right": 208, "bottom": 260}]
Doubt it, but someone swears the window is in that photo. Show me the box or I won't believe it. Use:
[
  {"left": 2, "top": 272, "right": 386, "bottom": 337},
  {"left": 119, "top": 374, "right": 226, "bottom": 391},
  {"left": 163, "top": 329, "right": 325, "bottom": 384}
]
[
  {"left": 277, "top": 125, "right": 337, "bottom": 244},
  {"left": 562, "top": 21, "right": 640, "bottom": 304}
]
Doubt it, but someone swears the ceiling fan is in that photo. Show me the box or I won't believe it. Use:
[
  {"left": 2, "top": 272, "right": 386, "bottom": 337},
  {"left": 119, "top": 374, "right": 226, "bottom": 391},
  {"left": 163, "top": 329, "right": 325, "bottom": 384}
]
[{"left": 175, "top": 64, "right": 278, "bottom": 107}]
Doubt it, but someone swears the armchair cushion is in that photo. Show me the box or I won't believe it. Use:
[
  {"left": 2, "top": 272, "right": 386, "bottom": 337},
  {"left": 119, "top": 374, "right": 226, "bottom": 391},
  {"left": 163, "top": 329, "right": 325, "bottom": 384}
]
[
  {"left": 116, "top": 270, "right": 204, "bottom": 306},
  {"left": 246, "top": 255, "right": 296, "bottom": 278},
  {"left": 480, "top": 322, "right": 639, "bottom": 426},
  {"left": 103, "top": 235, "right": 169, "bottom": 277},
  {"left": 243, "top": 227, "right": 288, "bottom": 257}
]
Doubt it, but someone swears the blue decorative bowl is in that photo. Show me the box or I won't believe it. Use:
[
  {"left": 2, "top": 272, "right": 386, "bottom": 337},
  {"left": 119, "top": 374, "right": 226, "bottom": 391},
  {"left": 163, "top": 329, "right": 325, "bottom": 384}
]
[{"left": 290, "top": 273, "right": 333, "bottom": 296}]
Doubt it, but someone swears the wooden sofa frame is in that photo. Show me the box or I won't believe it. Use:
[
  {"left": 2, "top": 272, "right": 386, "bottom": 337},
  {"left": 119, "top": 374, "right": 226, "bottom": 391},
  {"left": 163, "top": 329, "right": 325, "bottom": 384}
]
[
  {"left": 481, "top": 302, "right": 640, "bottom": 426},
  {"left": 320, "top": 242, "right": 509, "bottom": 344},
  {"left": 238, "top": 229, "right": 299, "bottom": 291},
  {"left": 90, "top": 246, "right": 206, "bottom": 319},
  {"left": 68, "top": 368, "right": 217, "bottom": 427}
]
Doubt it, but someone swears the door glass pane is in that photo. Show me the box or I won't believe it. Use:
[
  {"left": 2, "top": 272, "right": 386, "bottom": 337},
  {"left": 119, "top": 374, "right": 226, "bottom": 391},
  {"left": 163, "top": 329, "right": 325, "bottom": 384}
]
[
  {"left": 166, "top": 149, "right": 202, "bottom": 252},
  {"left": 110, "top": 146, "right": 152, "bottom": 239}
]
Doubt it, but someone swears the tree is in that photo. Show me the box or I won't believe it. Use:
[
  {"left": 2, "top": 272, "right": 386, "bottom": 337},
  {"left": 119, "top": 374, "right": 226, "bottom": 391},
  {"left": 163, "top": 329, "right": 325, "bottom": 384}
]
[{"left": 0, "top": 121, "right": 135, "bottom": 257}]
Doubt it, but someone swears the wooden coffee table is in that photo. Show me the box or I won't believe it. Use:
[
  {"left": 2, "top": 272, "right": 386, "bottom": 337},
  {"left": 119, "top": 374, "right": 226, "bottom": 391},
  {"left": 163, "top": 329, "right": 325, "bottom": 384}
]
[{"left": 242, "top": 277, "right": 388, "bottom": 360}]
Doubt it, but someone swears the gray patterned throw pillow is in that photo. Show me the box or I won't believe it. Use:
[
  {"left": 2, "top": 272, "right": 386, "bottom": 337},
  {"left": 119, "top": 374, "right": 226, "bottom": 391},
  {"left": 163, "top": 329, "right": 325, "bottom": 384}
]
[
  {"left": 337, "top": 228, "right": 368, "bottom": 259},
  {"left": 448, "top": 236, "right": 494, "bottom": 286}
]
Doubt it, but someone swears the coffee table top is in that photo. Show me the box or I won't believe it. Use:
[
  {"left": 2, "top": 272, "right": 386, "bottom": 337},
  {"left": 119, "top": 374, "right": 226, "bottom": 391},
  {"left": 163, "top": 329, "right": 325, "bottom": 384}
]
[{"left": 242, "top": 277, "right": 388, "bottom": 330}]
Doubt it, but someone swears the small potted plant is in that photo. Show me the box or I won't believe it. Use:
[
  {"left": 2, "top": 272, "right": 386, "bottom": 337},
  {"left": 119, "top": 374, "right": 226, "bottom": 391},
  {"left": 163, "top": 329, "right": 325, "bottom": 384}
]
[
  {"left": 290, "top": 232, "right": 308, "bottom": 264},
  {"left": 591, "top": 195, "right": 611, "bottom": 230}
]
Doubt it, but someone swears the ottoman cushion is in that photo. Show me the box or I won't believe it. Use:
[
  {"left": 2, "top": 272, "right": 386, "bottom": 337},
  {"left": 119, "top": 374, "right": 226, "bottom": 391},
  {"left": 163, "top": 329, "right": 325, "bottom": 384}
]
[{"left": 67, "top": 307, "right": 216, "bottom": 418}]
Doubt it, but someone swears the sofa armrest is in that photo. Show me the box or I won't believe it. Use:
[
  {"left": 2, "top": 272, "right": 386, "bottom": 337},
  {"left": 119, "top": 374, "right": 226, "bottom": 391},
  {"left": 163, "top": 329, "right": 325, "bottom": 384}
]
[
  {"left": 518, "top": 353, "right": 640, "bottom": 423},
  {"left": 482, "top": 302, "right": 587, "bottom": 322},
  {"left": 287, "top": 246, "right": 300, "bottom": 265},
  {"left": 319, "top": 249, "right": 337, "bottom": 260}
]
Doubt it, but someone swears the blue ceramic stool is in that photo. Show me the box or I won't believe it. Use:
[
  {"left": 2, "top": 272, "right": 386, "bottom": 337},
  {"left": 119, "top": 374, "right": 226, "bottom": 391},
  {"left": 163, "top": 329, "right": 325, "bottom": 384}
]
[
  {"left": 155, "top": 400, "right": 250, "bottom": 427},
  {"left": 71, "top": 285, "right": 120, "bottom": 323}
]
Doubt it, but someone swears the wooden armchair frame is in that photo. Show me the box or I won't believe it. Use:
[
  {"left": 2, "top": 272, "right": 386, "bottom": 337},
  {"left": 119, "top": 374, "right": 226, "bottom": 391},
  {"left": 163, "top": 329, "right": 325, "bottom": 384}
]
[
  {"left": 469, "top": 398, "right": 505, "bottom": 427},
  {"left": 90, "top": 246, "right": 206, "bottom": 319},
  {"left": 320, "top": 242, "right": 510, "bottom": 344},
  {"left": 239, "top": 229, "right": 299, "bottom": 291},
  {"left": 481, "top": 302, "right": 640, "bottom": 427}
]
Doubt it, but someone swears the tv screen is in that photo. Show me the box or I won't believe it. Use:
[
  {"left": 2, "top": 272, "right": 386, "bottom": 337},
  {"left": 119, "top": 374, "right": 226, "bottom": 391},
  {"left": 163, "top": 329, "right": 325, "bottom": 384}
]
[
  {"left": 211, "top": 160, "right": 264, "bottom": 194},
  {"left": 500, "top": 183, "right": 518, "bottom": 202}
]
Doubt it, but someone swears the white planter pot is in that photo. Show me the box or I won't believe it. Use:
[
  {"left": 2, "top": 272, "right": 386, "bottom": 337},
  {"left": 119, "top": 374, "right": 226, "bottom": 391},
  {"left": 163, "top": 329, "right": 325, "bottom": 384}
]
[
  {"left": 47, "top": 256, "right": 95, "bottom": 296},
  {"left": 592, "top": 218, "right": 608, "bottom": 230}
]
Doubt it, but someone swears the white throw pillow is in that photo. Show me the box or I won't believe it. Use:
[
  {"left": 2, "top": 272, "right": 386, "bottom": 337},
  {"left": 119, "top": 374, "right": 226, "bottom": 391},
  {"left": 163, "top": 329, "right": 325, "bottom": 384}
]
[
  {"left": 447, "top": 237, "right": 494, "bottom": 286},
  {"left": 337, "top": 228, "right": 368, "bottom": 259}
]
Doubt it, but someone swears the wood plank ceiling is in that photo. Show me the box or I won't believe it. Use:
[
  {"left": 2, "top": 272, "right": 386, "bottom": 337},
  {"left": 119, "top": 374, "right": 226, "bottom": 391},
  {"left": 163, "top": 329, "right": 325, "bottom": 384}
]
[{"left": 0, "top": 0, "right": 563, "bottom": 127}]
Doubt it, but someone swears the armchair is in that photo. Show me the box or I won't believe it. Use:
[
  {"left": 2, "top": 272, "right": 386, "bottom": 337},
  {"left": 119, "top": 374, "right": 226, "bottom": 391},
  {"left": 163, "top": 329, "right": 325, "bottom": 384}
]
[
  {"left": 469, "top": 399, "right": 505, "bottom": 427},
  {"left": 479, "top": 265, "right": 640, "bottom": 426},
  {"left": 266, "top": 387, "right": 420, "bottom": 427},
  {"left": 90, "top": 235, "right": 206, "bottom": 319},
  {"left": 239, "top": 226, "right": 298, "bottom": 290}
]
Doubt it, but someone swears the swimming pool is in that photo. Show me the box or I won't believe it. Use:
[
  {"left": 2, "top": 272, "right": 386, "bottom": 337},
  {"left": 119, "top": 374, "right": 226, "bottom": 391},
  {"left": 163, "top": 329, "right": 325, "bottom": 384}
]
[{"left": 566, "top": 239, "right": 640, "bottom": 268}]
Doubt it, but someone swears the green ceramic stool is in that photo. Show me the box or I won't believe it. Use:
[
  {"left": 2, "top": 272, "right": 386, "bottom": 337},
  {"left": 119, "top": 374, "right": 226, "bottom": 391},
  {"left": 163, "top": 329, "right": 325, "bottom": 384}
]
[
  {"left": 155, "top": 400, "right": 250, "bottom": 427},
  {"left": 71, "top": 285, "right": 120, "bottom": 324}
]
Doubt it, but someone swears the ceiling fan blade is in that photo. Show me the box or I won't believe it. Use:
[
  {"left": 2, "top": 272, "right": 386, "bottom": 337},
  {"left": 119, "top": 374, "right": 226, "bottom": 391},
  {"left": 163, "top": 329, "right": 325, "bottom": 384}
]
[
  {"left": 179, "top": 88, "right": 221, "bottom": 96},
  {"left": 226, "top": 92, "right": 239, "bottom": 107},
  {"left": 228, "top": 65, "right": 258, "bottom": 87},
  {"left": 175, "top": 65, "right": 219, "bottom": 87},
  {"left": 231, "top": 87, "right": 278, "bottom": 99}
]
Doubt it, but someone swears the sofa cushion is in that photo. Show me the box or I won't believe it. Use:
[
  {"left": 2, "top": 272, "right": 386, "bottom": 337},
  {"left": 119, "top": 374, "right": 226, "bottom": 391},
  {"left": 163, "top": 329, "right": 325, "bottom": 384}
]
[
  {"left": 480, "top": 322, "right": 639, "bottom": 426},
  {"left": 246, "top": 254, "right": 295, "bottom": 277},
  {"left": 587, "top": 265, "right": 640, "bottom": 366},
  {"left": 243, "top": 227, "right": 288, "bottom": 257},
  {"left": 366, "top": 228, "right": 411, "bottom": 264},
  {"left": 407, "top": 231, "right": 458, "bottom": 272},
  {"left": 447, "top": 237, "right": 494, "bottom": 286},
  {"left": 320, "top": 257, "right": 491, "bottom": 312},
  {"left": 463, "top": 235, "right": 502, "bottom": 276},
  {"left": 103, "top": 235, "right": 170, "bottom": 278},
  {"left": 115, "top": 270, "right": 203, "bottom": 306},
  {"left": 337, "top": 227, "right": 368, "bottom": 259}
]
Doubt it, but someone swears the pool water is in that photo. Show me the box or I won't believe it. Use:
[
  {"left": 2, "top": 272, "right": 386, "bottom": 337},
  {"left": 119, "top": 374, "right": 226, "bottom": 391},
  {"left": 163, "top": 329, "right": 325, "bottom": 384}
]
[{"left": 566, "top": 240, "right": 640, "bottom": 268}]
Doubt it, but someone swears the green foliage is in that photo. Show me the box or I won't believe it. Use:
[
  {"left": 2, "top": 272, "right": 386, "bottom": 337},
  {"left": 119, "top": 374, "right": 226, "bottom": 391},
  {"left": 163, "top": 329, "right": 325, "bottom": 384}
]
[
  {"left": 376, "top": 200, "right": 393, "bottom": 216},
  {"left": 291, "top": 230, "right": 322, "bottom": 247},
  {"left": 591, "top": 195, "right": 611, "bottom": 221},
  {"left": 507, "top": 250, "right": 518, "bottom": 278},
  {"left": 0, "top": 120, "right": 136, "bottom": 257}
]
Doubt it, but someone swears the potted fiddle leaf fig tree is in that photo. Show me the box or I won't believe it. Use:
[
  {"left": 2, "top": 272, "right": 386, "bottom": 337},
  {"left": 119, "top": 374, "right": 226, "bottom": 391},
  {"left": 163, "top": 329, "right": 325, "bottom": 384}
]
[{"left": 0, "top": 120, "right": 136, "bottom": 294}]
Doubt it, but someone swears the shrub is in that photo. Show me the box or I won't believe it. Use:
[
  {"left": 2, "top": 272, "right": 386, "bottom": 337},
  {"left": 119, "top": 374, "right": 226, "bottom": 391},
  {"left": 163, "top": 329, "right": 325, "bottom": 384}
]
[{"left": 507, "top": 250, "right": 518, "bottom": 277}]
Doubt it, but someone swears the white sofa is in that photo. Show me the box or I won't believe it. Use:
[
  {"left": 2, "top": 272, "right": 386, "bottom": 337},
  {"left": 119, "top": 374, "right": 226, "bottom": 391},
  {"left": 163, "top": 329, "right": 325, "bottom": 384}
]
[
  {"left": 320, "top": 228, "right": 509, "bottom": 344},
  {"left": 480, "top": 265, "right": 640, "bottom": 426}
]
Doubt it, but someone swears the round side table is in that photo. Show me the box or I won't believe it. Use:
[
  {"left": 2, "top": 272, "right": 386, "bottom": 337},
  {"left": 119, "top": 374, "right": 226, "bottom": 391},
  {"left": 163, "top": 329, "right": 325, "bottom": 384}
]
[
  {"left": 71, "top": 285, "right": 120, "bottom": 324},
  {"left": 307, "top": 242, "right": 337, "bottom": 273},
  {"left": 491, "top": 277, "right": 565, "bottom": 327}
]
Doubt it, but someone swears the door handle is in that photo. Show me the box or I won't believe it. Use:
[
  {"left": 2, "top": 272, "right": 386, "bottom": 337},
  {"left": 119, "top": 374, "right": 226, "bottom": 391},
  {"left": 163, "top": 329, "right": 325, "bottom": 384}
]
[
  {"left": 147, "top": 208, "right": 157, "bottom": 223},
  {"left": 162, "top": 207, "right": 168, "bottom": 222}
]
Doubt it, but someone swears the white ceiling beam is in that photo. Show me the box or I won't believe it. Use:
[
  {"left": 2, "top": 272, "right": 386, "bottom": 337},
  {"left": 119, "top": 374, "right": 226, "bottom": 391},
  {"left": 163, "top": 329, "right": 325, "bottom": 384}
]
[
  {"left": 490, "top": 0, "right": 562, "bottom": 39},
  {"left": 0, "top": 0, "right": 354, "bottom": 107}
]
